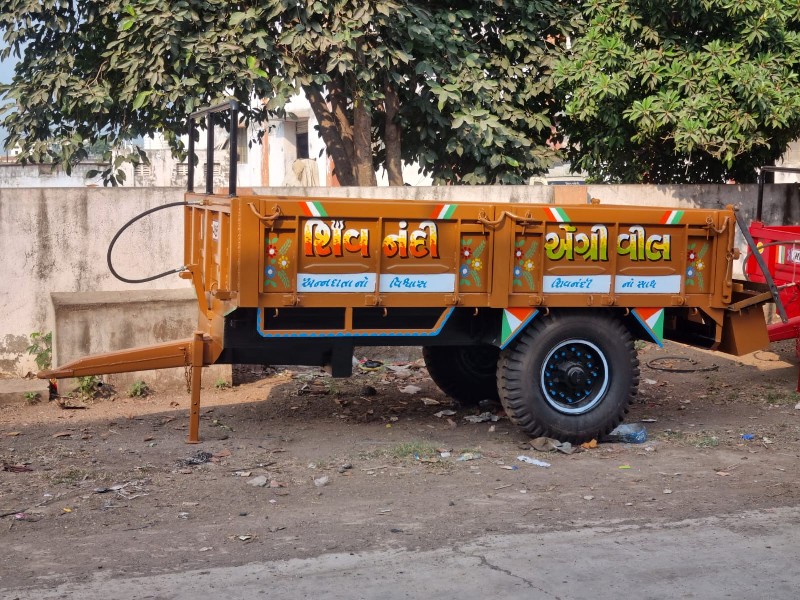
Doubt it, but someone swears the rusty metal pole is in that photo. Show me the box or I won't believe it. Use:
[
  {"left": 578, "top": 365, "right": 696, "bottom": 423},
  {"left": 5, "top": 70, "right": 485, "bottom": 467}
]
[{"left": 187, "top": 331, "right": 205, "bottom": 444}]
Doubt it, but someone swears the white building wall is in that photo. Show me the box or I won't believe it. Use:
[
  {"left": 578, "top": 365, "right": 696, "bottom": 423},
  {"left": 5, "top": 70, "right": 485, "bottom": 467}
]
[
  {"left": 0, "top": 162, "right": 104, "bottom": 187},
  {"left": 776, "top": 140, "right": 800, "bottom": 183},
  {"left": 268, "top": 121, "right": 286, "bottom": 186},
  {"left": 234, "top": 123, "right": 264, "bottom": 188}
]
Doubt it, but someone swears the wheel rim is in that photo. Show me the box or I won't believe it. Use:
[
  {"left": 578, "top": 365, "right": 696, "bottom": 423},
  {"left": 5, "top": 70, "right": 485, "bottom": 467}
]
[
  {"left": 540, "top": 339, "right": 609, "bottom": 415},
  {"left": 457, "top": 346, "right": 499, "bottom": 379}
]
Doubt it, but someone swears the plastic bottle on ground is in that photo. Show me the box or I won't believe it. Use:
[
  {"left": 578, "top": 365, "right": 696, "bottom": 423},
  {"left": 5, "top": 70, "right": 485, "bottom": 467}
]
[{"left": 603, "top": 423, "right": 648, "bottom": 444}]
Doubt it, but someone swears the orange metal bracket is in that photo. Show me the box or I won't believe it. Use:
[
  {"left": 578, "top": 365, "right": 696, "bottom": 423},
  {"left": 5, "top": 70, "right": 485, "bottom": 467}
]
[
  {"left": 39, "top": 338, "right": 199, "bottom": 378},
  {"left": 39, "top": 334, "right": 218, "bottom": 444}
]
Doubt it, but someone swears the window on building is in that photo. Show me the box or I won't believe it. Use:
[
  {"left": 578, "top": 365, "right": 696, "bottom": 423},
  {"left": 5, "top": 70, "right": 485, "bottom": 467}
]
[
  {"left": 237, "top": 125, "right": 248, "bottom": 164},
  {"left": 202, "top": 163, "right": 222, "bottom": 178},
  {"left": 296, "top": 120, "right": 309, "bottom": 159},
  {"left": 134, "top": 163, "right": 152, "bottom": 178}
]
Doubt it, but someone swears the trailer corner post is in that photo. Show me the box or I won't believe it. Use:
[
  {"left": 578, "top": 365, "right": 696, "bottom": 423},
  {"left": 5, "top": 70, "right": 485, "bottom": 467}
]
[{"left": 187, "top": 331, "right": 205, "bottom": 444}]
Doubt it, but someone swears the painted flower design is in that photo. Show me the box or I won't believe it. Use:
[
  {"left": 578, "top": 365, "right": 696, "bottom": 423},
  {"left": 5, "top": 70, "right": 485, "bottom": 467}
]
[
  {"left": 513, "top": 239, "right": 539, "bottom": 292},
  {"left": 687, "top": 249, "right": 697, "bottom": 261},
  {"left": 686, "top": 266, "right": 695, "bottom": 277},
  {"left": 264, "top": 236, "right": 293, "bottom": 289},
  {"left": 459, "top": 237, "right": 486, "bottom": 288},
  {"left": 696, "top": 260, "right": 705, "bottom": 271}
]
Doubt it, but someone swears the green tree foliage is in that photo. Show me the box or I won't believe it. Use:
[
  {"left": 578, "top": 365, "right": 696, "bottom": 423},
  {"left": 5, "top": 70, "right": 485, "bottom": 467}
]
[
  {"left": 554, "top": 0, "right": 800, "bottom": 183},
  {"left": 0, "top": 0, "right": 573, "bottom": 186},
  {"left": 399, "top": 2, "right": 578, "bottom": 184}
]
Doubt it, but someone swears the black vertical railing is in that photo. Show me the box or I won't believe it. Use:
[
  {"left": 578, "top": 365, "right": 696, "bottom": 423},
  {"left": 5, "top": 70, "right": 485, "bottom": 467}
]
[
  {"left": 205, "top": 114, "right": 214, "bottom": 194},
  {"left": 187, "top": 99, "right": 240, "bottom": 196},
  {"left": 187, "top": 120, "right": 195, "bottom": 192},
  {"left": 228, "top": 102, "right": 238, "bottom": 197}
]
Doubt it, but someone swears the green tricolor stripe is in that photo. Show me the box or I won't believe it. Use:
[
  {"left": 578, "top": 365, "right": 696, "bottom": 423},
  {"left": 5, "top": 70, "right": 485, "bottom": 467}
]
[
  {"left": 546, "top": 207, "right": 569, "bottom": 223},
  {"left": 433, "top": 204, "right": 457, "bottom": 219},
  {"left": 661, "top": 210, "right": 684, "bottom": 225},
  {"left": 632, "top": 308, "right": 664, "bottom": 347},
  {"left": 302, "top": 201, "right": 327, "bottom": 217},
  {"left": 500, "top": 308, "right": 539, "bottom": 349}
]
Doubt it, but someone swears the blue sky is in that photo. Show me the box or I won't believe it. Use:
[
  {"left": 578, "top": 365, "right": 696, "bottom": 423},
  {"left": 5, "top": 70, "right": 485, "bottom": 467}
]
[
  {"left": 0, "top": 55, "right": 12, "bottom": 81},
  {"left": 0, "top": 47, "right": 14, "bottom": 152}
]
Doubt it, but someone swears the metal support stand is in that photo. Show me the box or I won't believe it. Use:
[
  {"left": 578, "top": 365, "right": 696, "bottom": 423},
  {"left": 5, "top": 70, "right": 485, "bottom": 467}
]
[
  {"left": 187, "top": 331, "right": 205, "bottom": 444},
  {"left": 735, "top": 209, "right": 788, "bottom": 322}
]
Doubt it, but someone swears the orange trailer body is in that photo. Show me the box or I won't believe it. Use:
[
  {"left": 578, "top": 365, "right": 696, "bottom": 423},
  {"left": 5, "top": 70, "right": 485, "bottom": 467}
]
[
  {"left": 43, "top": 192, "right": 772, "bottom": 442},
  {"left": 40, "top": 102, "right": 778, "bottom": 444},
  {"left": 183, "top": 193, "right": 761, "bottom": 351}
]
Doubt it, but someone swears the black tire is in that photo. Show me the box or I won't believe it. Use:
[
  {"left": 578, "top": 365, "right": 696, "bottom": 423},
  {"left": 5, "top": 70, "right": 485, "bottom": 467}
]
[
  {"left": 498, "top": 311, "right": 639, "bottom": 443},
  {"left": 423, "top": 345, "right": 500, "bottom": 406}
]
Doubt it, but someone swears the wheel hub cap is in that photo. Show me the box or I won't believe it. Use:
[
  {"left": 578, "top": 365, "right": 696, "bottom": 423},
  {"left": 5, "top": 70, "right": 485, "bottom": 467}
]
[
  {"left": 564, "top": 364, "right": 586, "bottom": 387},
  {"left": 540, "top": 340, "right": 609, "bottom": 415}
]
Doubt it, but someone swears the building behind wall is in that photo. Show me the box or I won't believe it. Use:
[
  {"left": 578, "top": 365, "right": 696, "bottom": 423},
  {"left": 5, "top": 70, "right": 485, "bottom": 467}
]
[
  {"left": 1, "top": 89, "right": 798, "bottom": 188},
  {"left": 777, "top": 140, "right": 800, "bottom": 182}
]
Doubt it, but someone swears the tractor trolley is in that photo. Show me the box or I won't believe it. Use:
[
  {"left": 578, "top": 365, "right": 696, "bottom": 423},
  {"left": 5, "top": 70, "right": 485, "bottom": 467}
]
[{"left": 40, "top": 102, "right": 786, "bottom": 443}]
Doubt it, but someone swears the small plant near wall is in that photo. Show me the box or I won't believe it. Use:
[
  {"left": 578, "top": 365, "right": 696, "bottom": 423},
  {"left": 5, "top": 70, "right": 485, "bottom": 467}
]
[
  {"left": 128, "top": 380, "right": 150, "bottom": 398},
  {"left": 24, "top": 391, "right": 40, "bottom": 405},
  {"left": 26, "top": 332, "right": 52, "bottom": 371},
  {"left": 215, "top": 378, "right": 230, "bottom": 390},
  {"left": 76, "top": 375, "right": 102, "bottom": 399}
]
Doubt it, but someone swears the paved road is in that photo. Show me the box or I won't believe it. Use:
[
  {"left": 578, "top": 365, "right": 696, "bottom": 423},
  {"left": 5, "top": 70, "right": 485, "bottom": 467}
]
[{"left": 5, "top": 506, "right": 799, "bottom": 599}]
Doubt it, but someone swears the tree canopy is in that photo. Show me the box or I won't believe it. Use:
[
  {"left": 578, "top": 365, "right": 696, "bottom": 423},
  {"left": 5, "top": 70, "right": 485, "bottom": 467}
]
[
  {"left": 554, "top": 0, "right": 800, "bottom": 183},
  {"left": 0, "top": 0, "right": 574, "bottom": 185},
  {"left": 3, "top": 0, "right": 800, "bottom": 186}
]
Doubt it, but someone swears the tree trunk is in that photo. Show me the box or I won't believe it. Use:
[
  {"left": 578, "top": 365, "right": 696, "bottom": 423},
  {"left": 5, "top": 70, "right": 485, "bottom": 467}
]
[
  {"left": 353, "top": 92, "right": 377, "bottom": 186},
  {"left": 383, "top": 79, "right": 403, "bottom": 186},
  {"left": 303, "top": 84, "right": 356, "bottom": 187},
  {"left": 328, "top": 75, "right": 355, "bottom": 168}
]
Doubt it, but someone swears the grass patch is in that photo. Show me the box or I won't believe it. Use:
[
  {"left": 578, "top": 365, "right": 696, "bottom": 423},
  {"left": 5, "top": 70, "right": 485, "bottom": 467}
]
[
  {"left": 356, "top": 448, "right": 384, "bottom": 461},
  {"left": 657, "top": 430, "right": 721, "bottom": 448},
  {"left": 764, "top": 390, "right": 798, "bottom": 405},
  {"left": 656, "top": 430, "right": 686, "bottom": 442},
  {"left": 693, "top": 434, "right": 720, "bottom": 448},
  {"left": 388, "top": 441, "right": 440, "bottom": 459},
  {"left": 49, "top": 468, "right": 89, "bottom": 485}
]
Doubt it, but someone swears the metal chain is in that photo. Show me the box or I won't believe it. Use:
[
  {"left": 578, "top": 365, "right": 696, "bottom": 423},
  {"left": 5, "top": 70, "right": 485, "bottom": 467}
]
[{"left": 184, "top": 364, "right": 192, "bottom": 394}]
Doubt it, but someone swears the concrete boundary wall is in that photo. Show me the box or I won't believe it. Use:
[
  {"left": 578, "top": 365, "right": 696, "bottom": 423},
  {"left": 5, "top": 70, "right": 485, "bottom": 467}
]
[
  {"left": 1, "top": 183, "right": 798, "bottom": 377},
  {"left": 0, "top": 187, "right": 187, "bottom": 376},
  {"left": 51, "top": 289, "right": 229, "bottom": 391}
]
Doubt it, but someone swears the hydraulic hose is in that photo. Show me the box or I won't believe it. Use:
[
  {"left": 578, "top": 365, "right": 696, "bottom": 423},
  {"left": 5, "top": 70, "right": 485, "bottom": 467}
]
[{"left": 107, "top": 201, "right": 189, "bottom": 284}]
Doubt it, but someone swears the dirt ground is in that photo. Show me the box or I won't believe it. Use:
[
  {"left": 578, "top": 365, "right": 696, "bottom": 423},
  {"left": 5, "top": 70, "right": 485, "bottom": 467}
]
[{"left": 2, "top": 340, "right": 800, "bottom": 592}]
